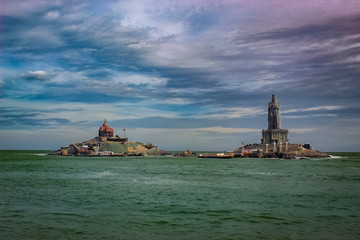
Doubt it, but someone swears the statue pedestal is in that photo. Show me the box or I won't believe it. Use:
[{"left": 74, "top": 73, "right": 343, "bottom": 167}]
[{"left": 261, "top": 129, "right": 288, "bottom": 145}]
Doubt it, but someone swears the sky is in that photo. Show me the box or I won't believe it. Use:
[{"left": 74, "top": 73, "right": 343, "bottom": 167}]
[{"left": 1, "top": 0, "right": 360, "bottom": 151}]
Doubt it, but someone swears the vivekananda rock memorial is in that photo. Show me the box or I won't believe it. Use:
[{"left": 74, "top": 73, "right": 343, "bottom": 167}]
[
  {"left": 50, "top": 120, "right": 168, "bottom": 156},
  {"left": 51, "top": 95, "right": 327, "bottom": 158}
]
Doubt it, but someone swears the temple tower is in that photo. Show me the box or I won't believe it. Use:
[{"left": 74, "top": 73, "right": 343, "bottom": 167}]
[
  {"left": 99, "top": 120, "right": 114, "bottom": 137},
  {"left": 262, "top": 95, "right": 288, "bottom": 145}
]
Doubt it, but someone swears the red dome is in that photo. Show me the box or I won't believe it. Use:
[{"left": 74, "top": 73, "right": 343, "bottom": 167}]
[
  {"left": 99, "top": 120, "right": 114, "bottom": 137},
  {"left": 105, "top": 127, "right": 113, "bottom": 132}
]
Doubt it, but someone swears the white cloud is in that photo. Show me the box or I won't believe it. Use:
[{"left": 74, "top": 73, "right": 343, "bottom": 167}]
[
  {"left": 112, "top": 0, "right": 185, "bottom": 36},
  {"left": 114, "top": 74, "right": 168, "bottom": 87},
  {"left": 304, "top": 106, "right": 344, "bottom": 111},
  {"left": 140, "top": 40, "right": 219, "bottom": 69},
  {"left": 162, "top": 98, "right": 195, "bottom": 105},
  {"left": 44, "top": 10, "right": 60, "bottom": 19},
  {"left": 283, "top": 114, "right": 337, "bottom": 119},
  {"left": 282, "top": 105, "right": 344, "bottom": 114},
  {"left": 204, "top": 107, "right": 266, "bottom": 119},
  {"left": 22, "top": 70, "right": 48, "bottom": 80}
]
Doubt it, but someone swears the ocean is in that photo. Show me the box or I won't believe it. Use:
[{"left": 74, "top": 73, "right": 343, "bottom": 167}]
[{"left": 0, "top": 151, "right": 359, "bottom": 240}]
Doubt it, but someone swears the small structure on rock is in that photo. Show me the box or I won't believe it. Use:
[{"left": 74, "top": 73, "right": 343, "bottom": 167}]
[{"left": 173, "top": 150, "right": 197, "bottom": 157}]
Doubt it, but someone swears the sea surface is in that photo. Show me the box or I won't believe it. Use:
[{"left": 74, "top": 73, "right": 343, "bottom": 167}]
[{"left": 0, "top": 151, "right": 359, "bottom": 240}]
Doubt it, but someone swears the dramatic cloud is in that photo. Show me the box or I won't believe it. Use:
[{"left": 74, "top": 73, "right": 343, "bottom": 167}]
[
  {"left": 22, "top": 71, "right": 49, "bottom": 81},
  {"left": 1, "top": 0, "right": 360, "bottom": 151}
]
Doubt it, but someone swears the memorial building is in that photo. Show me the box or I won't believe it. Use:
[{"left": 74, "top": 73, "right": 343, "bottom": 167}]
[{"left": 98, "top": 120, "right": 114, "bottom": 137}]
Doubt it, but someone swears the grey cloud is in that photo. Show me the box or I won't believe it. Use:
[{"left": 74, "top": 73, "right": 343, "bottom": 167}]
[
  {"left": 230, "top": 15, "right": 360, "bottom": 101},
  {"left": 22, "top": 71, "right": 51, "bottom": 81},
  {"left": 0, "top": 106, "right": 82, "bottom": 128},
  {"left": 251, "top": 14, "right": 360, "bottom": 42},
  {"left": 0, "top": 116, "right": 71, "bottom": 127}
]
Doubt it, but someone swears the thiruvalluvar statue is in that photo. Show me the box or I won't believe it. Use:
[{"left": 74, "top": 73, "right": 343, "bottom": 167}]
[{"left": 268, "top": 94, "right": 281, "bottom": 129}]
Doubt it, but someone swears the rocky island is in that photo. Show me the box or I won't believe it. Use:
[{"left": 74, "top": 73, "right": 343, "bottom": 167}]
[
  {"left": 199, "top": 95, "right": 328, "bottom": 159},
  {"left": 50, "top": 120, "right": 169, "bottom": 156}
]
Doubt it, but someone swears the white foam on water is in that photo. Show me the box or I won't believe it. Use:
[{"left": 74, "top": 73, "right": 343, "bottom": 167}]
[
  {"left": 34, "top": 153, "right": 47, "bottom": 156},
  {"left": 246, "top": 171, "right": 279, "bottom": 176},
  {"left": 328, "top": 155, "right": 343, "bottom": 159},
  {"left": 143, "top": 178, "right": 184, "bottom": 185},
  {"left": 97, "top": 171, "right": 116, "bottom": 177}
]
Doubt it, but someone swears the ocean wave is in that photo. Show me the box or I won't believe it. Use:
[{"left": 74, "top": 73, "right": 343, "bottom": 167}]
[
  {"left": 143, "top": 179, "right": 182, "bottom": 185},
  {"left": 246, "top": 171, "right": 279, "bottom": 176},
  {"left": 97, "top": 171, "right": 117, "bottom": 177}
]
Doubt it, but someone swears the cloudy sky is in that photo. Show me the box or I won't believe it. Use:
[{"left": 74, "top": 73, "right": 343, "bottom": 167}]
[{"left": 1, "top": 0, "right": 360, "bottom": 151}]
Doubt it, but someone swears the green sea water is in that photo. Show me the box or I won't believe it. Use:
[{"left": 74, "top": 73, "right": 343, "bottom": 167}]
[{"left": 0, "top": 151, "right": 359, "bottom": 240}]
